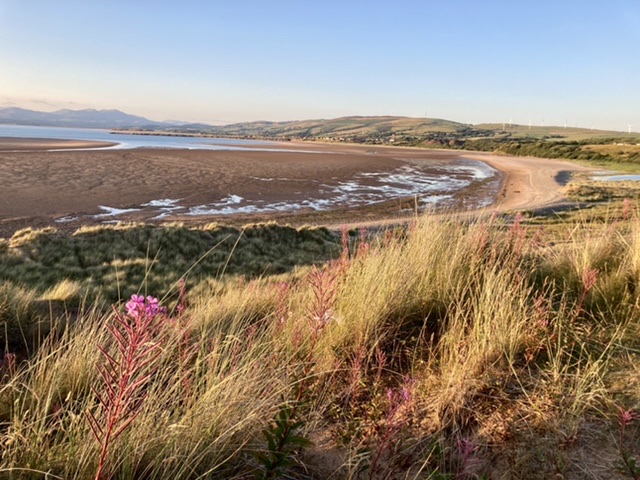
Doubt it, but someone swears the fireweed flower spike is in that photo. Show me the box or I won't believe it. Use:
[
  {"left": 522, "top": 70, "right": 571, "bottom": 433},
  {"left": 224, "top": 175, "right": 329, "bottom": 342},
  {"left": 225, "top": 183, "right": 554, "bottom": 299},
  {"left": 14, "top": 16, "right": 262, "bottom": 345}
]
[{"left": 86, "top": 294, "right": 168, "bottom": 480}]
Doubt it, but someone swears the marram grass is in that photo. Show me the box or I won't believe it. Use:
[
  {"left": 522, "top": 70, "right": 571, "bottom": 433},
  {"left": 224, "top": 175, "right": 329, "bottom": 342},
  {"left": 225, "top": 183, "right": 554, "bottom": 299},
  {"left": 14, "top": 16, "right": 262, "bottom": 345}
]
[{"left": 1, "top": 209, "right": 640, "bottom": 479}]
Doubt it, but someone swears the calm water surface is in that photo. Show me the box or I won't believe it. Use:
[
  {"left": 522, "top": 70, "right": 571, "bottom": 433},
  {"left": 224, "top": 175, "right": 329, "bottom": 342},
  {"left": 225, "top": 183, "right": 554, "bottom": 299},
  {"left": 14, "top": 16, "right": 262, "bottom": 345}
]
[{"left": 0, "top": 124, "right": 273, "bottom": 150}]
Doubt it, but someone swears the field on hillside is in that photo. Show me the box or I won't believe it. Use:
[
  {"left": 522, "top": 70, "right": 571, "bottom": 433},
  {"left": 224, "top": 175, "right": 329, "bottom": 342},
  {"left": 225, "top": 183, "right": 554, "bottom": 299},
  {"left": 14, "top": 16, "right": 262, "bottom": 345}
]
[
  {"left": 2, "top": 203, "right": 640, "bottom": 479},
  {"left": 474, "top": 124, "right": 623, "bottom": 141}
]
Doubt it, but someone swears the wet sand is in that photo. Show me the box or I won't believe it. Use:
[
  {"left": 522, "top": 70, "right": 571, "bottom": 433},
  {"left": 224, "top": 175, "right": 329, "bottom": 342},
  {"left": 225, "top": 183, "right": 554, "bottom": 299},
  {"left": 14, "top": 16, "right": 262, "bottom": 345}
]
[
  {"left": 0, "top": 137, "right": 117, "bottom": 151},
  {"left": 0, "top": 138, "right": 597, "bottom": 237}
]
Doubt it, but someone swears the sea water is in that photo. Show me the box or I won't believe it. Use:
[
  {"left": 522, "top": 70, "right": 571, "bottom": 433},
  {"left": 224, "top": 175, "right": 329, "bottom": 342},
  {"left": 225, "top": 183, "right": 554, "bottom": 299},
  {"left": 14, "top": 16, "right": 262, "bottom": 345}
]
[{"left": 0, "top": 124, "right": 273, "bottom": 150}]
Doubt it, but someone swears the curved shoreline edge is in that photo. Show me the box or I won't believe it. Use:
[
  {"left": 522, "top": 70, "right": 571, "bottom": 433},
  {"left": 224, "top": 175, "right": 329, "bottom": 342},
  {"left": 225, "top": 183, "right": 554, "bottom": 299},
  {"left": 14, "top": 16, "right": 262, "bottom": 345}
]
[
  {"left": 0, "top": 138, "right": 601, "bottom": 236},
  {"left": 0, "top": 137, "right": 119, "bottom": 151},
  {"left": 462, "top": 151, "right": 597, "bottom": 213}
]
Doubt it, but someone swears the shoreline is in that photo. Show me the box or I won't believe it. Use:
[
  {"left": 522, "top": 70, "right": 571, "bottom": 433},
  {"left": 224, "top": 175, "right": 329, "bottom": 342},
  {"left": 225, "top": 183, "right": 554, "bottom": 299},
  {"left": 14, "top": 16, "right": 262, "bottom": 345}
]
[
  {"left": 0, "top": 137, "right": 118, "bottom": 151},
  {"left": 281, "top": 140, "right": 598, "bottom": 212},
  {"left": 0, "top": 137, "right": 599, "bottom": 237}
]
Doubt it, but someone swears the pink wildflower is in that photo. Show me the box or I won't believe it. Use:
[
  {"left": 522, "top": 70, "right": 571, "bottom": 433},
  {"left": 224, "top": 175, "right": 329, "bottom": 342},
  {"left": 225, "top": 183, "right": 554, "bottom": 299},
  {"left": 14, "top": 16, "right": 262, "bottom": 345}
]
[
  {"left": 456, "top": 438, "right": 480, "bottom": 479},
  {"left": 125, "top": 294, "right": 145, "bottom": 318},
  {"left": 386, "top": 388, "right": 394, "bottom": 403},
  {"left": 144, "top": 295, "right": 161, "bottom": 317},
  {"left": 401, "top": 386, "right": 410, "bottom": 402},
  {"left": 620, "top": 408, "right": 636, "bottom": 428},
  {"left": 125, "top": 294, "right": 164, "bottom": 320},
  {"left": 88, "top": 293, "right": 167, "bottom": 480}
]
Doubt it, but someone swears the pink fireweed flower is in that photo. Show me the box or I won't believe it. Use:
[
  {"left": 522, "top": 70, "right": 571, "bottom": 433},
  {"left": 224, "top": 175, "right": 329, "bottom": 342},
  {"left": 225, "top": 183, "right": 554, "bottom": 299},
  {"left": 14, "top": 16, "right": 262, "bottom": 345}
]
[
  {"left": 88, "top": 292, "right": 168, "bottom": 480},
  {"left": 125, "top": 294, "right": 145, "bottom": 318},
  {"left": 620, "top": 408, "right": 636, "bottom": 428},
  {"left": 386, "top": 388, "right": 394, "bottom": 403},
  {"left": 144, "top": 295, "right": 160, "bottom": 316},
  {"left": 125, "top": 294, "right": 164, "bottom": 320},
  {"left": 456, "top": 438, "right": 480, "bottom": 479},
  {"left": 401, "top": 386, "right": 410, "bottom": 402},
  {"left": 618, "top": 407, "right": 636, "bottom": 452}
]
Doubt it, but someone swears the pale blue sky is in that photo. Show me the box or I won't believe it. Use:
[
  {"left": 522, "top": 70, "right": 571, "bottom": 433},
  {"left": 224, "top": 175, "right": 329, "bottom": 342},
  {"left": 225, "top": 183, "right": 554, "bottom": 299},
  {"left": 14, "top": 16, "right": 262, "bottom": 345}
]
[{"left": 1, "top": 1, "right": 639, "bottom": 130}]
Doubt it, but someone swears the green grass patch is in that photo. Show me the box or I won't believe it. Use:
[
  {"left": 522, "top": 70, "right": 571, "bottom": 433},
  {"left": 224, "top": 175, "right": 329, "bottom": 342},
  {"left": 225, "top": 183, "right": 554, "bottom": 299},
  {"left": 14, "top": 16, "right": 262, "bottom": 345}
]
[{"left": 0, "top": 222, "right": 340, "bottom": 304}]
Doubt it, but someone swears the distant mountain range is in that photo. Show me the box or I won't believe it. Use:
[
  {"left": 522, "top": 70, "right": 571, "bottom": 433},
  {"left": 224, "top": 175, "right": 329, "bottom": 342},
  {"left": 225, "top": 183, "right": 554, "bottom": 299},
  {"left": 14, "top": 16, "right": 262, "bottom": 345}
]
[
  {"left": 0, "top": 107, "right": 176, "bottom": 129},
  {"left": 0, "top": 107, "right": 622, "bottom": 147},
  {"left": 0, "top": 107, "right": 474, "bottom": 141}
]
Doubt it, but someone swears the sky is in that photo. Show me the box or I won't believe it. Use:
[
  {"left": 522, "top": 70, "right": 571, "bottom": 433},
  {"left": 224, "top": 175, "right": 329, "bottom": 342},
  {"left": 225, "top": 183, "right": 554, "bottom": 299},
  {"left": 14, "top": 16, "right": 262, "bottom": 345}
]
[{"left": 1, "top": 1, "right": 639, "bottom": 131}]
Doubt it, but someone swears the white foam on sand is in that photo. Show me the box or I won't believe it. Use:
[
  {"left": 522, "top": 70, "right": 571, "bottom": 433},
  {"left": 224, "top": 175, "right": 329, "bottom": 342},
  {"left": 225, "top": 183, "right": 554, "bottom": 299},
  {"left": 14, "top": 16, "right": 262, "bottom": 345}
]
[
  {"left": 436, "top": 161, "right": 498, "bottom": 180},
  {"left": 55, "top": 216, "right": 80, "bottom": 223},
  {"left": 141, "top": 198, "right": 184, "bottom": 219},
  {"left": 142, "top": 198, "right": 182, "bottom": 207},
  {"left": 69, "top": 160, "right": 498, "bottom": 220},
  {"left": 93, "top": 206, "right": 141, "bottom": 218},
  {"left": 182, "top": 165, "right": 477, "bottom": 216}
]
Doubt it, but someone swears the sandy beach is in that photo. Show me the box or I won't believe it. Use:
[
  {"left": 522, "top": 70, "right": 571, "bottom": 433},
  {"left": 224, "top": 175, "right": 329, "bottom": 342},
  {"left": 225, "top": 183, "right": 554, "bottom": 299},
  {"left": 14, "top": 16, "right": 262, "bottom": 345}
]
[
  {"left": 463, "top": 151, "right": 594, "bottom": 211},
  {"left": 0, "top": 138, "right": 597, "bottom": 236}
]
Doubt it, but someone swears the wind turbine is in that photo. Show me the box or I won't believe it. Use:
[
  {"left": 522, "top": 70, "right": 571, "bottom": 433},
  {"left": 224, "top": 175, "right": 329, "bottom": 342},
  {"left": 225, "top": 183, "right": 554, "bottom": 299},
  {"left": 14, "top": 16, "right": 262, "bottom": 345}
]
[{"left": 629, "top": 124, "right": 633, "bottom": 134}]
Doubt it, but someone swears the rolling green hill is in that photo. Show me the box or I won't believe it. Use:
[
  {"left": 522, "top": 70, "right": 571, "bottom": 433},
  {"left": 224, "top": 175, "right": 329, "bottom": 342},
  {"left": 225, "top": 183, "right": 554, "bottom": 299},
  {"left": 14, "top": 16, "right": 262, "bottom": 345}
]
[
  {"left": 164, "top": 115, "right": 472, "bottom": 145},
  {"left": 120, "top": 116, "right": 640, "bottom": 168},
  {"left": 217, "top": 115, "right": 466, "bottom": 137},
  {"left": 126, "top": 115, "right": 630, "bottom": 148}
]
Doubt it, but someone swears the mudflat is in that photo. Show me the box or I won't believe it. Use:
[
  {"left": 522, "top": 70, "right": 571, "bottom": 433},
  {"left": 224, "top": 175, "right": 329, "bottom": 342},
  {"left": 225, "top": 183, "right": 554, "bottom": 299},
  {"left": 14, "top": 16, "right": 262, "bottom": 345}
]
[
  {"left": 0, "top": 137, "right": 117, "bottom": 151},
  {"left": 0, "top": 138, "right": 597, "bottom": 236}
]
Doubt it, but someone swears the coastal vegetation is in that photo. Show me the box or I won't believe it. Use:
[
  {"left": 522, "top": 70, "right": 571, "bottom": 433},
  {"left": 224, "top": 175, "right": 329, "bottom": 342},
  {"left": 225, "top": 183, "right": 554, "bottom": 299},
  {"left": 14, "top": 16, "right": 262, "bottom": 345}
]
[
  {"left": 0, "top": 222, "right": 338, "bottom": 352},
  {"left": 458, "top": 136, "right": 640, "bottom": 169},
  {"left": 565, "top": 180, "right": 640, "bottom": 203},
  {"left": 2, "top": 205, "right": 640, "bottom": 478}
]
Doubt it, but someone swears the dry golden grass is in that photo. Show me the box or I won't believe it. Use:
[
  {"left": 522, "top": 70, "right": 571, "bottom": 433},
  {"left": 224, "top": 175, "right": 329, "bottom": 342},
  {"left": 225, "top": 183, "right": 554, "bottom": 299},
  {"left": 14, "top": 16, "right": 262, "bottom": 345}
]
[
  {"left": 40, "top": 279, "right": 82, "bottom": 302},
  {"left": 585, "top": 144, "right": 640, "bottom": 156},
  {"left": 1, "top": 209, "right": 640, "bottom": 478}
]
